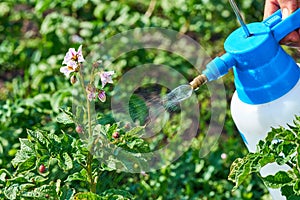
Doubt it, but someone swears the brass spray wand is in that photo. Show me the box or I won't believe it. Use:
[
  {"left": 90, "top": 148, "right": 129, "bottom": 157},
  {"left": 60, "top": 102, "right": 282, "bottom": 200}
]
[
  {"left": 189, "top": 74, "right": 208, "bottom": 90},
  {"left": 189, "top": 0, "right": 248, "bottom": 90}
]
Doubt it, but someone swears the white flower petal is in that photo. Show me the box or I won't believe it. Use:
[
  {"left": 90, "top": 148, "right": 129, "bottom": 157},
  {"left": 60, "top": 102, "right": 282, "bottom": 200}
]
[
  {"left": 62, "top": 54, "right": 71, "bottom": 65},
  {"left": 100, "top": 71, "right": 114, "bottom": 88},
  {"left": 67, "top": 60, "right": 77, "bottom": 70},
  {"left": 60, "top": 66, "right": 72, "bottom": 77},
  {"left": 78, "top": 55, "right": 85, "bottom": 63},
  {"left": 78, "top": 45, "right": 82, "bottom": 53},
  {"left": 62, "top": 48, "right": 76, "bottom": 65},
  {"left": 77, "top": 45, "right": 85, "bottom": 62},
  {"left": 69, "top": 48, "right": 77, "bottom": 56},
  {"left": 107, "top": 71, "right": 115, "bottom": 75}
]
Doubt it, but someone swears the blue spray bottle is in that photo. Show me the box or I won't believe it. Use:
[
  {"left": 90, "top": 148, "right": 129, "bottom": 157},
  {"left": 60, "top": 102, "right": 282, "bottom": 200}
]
[{"left": 189, "top": 7, "right": 300, "bottom": 200}]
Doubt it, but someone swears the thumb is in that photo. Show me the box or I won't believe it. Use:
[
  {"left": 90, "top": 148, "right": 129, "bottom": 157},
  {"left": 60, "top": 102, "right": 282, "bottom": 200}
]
[
  {"left": 281, "top": 7, "right": 290, "bottom": 19},
  {"left": 279, "top": 0, "right": 299, "bottom": 19}
]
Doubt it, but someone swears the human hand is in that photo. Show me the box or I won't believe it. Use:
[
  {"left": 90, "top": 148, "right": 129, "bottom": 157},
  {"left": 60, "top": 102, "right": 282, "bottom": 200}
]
[{"left": 264, "top": 0, "right": 300, "bottom": 47}]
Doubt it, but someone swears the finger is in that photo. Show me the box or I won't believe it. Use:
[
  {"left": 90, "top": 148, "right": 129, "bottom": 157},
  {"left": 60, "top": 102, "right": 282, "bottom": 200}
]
[
  {"left": 280, "top": 31, "right": 300, "bottom": 46},
  {"left": 264, "top": 0, "right": 280, "bottom": 19},
  {"left": 289, "top": 30, "right": 300, "bottom": 47},
  {"left": 278, "top": 0, "right": 299, "bottom": 18},
  {"left": 278, "top": 0, "right": 300, "bottom": 45},
  {"left": 282, "top": 41, "right": 300, "bottom": 48}
]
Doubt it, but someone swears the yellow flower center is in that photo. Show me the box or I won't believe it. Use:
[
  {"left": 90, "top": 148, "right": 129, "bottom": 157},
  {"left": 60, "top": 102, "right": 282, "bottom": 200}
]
[{"left": 72, "top": 55, "right": 78, "bottom": 61}]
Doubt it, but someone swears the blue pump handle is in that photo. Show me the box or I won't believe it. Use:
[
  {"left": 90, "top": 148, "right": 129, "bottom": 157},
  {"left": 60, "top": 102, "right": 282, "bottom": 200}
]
[{"left": 265, "top": 8, "right": 300, "bottom": 42}]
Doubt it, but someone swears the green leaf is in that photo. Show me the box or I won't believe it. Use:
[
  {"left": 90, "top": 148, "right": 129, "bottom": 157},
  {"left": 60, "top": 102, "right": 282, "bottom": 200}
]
[
  {"left": 65, "top": 169, "right": 88, "bottom": 182},
  {"left": 21, "top": 185, "right": 58, "bottom": 199},
  {"left": 125, "top": 126, "right": 145, "bottom": 137},
  {"left": 72, "top": 0, "right": 89, "bottom": 9},
  {"left": 58, "top": 152, "right": 73, "bottom": 171},
  {"left": 32, "top": 175, "right": 48, "bottom": 183},
  {"left": 287, "top": 195, "right": 300, "bottom": 200},
  {"left": 229, "top": 117, "right": 300, "bottom": 194},
  {"left": 18, "top": 183, "right": 35, "bottom": 192},
  {"left": 106, "top": 123, "right": 118, "bottom": 138},
  {"left": 4, "top": 184, "right": 19, "bottom": 200},
  {"left": 263, "top": 171, "right": 293, "bottom": 188},
  {"left": 11, "top": 139, "right": 35, "bottom": 168},
  {"left": 16, "top": 156, "right": 36, "bottom": 173},
  {"left": 228, "top": 153, "right": 259, "bottom": 190},
  {"left": 281, "top": 185, "right": 294, "bottom": 198},
  {"left": 264, "top": 127, "right": 278, "bottom": 143},
  {"left": 19, "top": 138, "right": 35, "bottom": 154},
  {"left": 129, "top": 94, "right": 148, "bottom": 124},
  {"left": 7, "top": 176, "right": 28, "bottom": 184},
  {"left": 60, "top": 186, "right": 76, "bottom": 200},
  {"left": 0, "top": 169, "right": 11, "bottom": 183},
  {"left": 258, "top": 155, "right": 275, "bottom": 168},
  {"left": 100, "top": 189, "right": 133, "bottom": 199},
  {"left": 0, "top": 2, "right": 10, "bottom": 17},
  {"left": 294, "top": 180, "right": 300, "bottom": 195},
  {"left": 73, "top": 192, "right": 102, "bottom": 200},
  {"left": 56, "top": 112, "right": 74, "bottom": 124},
  {"left": 60, "top": 133, "right": 76, "bottom": 153},
  {"left": 127, "top": 138, "right": 144, "bottom": 149},
  {"left": 297, "top": 145, "right": 300, "bottom": 172},
  {"left": 228, "top": 158, "right": 244, "bottom": 184},
  {"left": 27, "top": 129, "right": 49, "bottom": 145}
]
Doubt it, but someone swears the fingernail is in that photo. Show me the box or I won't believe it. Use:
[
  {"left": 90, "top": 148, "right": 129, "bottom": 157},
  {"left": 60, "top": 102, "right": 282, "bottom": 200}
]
[{"left": 282, "top": 8, "right": 289, "bottom": 19}]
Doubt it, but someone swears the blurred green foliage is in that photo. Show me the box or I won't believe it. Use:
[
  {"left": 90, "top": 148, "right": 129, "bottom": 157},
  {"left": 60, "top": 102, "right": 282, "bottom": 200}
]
[
  {"left": 0, "top": 0, "right": 276, "bottom": 199},
  {"left": 0, "top": 0, "right": 264, "bottom": 72}
]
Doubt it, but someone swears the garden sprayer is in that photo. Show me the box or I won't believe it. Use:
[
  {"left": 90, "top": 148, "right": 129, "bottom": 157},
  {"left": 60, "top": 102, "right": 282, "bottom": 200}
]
[{"left": 184, "top": 3, "right": 300, "bottom": 200}]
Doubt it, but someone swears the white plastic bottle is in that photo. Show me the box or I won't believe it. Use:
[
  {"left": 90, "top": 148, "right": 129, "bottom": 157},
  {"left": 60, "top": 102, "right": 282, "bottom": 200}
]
[
  {"left": 201, "top": 9, "right": 300, "bottom": 200},
  {"left": 231, "top": 70, "right": 300, "bottom": 200},
  {"left": 231, "top": 73, "right": 300, "bottom": 153}
]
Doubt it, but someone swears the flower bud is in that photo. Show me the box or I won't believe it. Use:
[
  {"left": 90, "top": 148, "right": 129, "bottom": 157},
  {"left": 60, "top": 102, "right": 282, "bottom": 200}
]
[
  {"left": 112, "top": 131, "right": 120, "bottom": 139},
  {"left": 76, "top": 125, "right": 83, "bottom": 134},
  {"left": 39, "top": 164, "right": 46, "bottom": 173},
  {"left": 221, "top": 153, "right": 227, "bottom": 160},
  {"left": 70, "top": 75, "right": 77, "bottom": 84}
]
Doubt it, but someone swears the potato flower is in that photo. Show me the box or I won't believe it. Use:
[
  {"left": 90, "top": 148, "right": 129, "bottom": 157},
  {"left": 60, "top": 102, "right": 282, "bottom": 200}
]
[
  {"left": 99, "top": 71, "right": 114, "bottom": 88},
  {"left": 60, "top": 60, "right": 78, "bottom": 77},
  {"left": 62, "top": 45, "right": 85, "bottom": 65},
  {"left": 60, "top": 45, "right": 85, "bottom": 78}
]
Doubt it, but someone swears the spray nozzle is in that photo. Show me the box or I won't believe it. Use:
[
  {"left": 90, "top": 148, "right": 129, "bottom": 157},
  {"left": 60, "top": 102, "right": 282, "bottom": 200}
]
[
  {"left": 190, "top": 74, "right": 207, "bottom": 90},
  {"left": 189, "top": 53, "right": 236, "bottom": 90}
]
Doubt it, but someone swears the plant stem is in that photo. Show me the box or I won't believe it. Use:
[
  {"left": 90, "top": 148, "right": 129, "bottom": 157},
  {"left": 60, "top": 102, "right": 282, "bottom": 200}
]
[
  {"left": 286, "top": 161, "right": 294, "bottom": 169},
  {"left": 78, "top": 67, "right": 96, "bottom": 193},
  {"left": 145, "top": 0, "right": 156, "bottom": 17},
  {"left": 87, "top": 151, "right": 96, "bottom": 193},
  {"left": 87, "top": 96, "right": 92, "bottom": 139}
]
